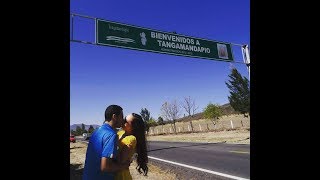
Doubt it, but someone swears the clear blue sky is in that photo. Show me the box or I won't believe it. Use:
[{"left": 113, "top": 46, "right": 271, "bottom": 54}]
[{"left": 70, "top": 0, "right": 250, "bottom": 125}]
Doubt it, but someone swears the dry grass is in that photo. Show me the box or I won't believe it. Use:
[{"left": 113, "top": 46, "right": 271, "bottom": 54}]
[
  {"left": 147, "top": 129, "right": 250, "bottom": 144},
  {"left": 129, "top": 161, "right": 176, "bottom": 180},
  {"left": 70, "top": 142, "right": 87, "bottom": 168},
  {"left": 70, "top": 142, "right": 176, "bottom": 180}
]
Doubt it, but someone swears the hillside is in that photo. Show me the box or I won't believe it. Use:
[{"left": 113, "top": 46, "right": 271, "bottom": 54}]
[{"left": 175, "top": 103, "right": 239, "bottom": 123}]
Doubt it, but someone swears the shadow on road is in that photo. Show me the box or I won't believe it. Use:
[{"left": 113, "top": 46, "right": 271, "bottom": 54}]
[{"left": 70, "top": 164, "right": 83, "bottom": 180}]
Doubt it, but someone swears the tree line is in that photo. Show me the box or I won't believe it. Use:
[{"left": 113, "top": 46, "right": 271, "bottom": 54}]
[
  {"left": 139, "top": 68, "right": 250, "bottom": 134},
  {"left": 70, "top": 124, "right": 98, "bottom": 136},
  {"left": 70, "top": 68, "right": 249, "bottom": 135}
]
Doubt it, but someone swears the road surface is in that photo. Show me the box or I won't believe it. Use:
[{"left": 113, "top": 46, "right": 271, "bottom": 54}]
[{"left": 147, "top": 141, "right": 250, "bottom": 180}]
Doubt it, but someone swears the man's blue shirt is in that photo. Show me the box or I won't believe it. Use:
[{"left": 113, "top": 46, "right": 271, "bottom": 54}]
[{"left": 82, "top": 123, "right": 118, "bottom": 180}]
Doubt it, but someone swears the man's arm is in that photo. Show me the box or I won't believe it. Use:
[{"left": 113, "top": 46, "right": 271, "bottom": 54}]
[{"left": 100, "top": 157, "right": 130, "bottom": 172}]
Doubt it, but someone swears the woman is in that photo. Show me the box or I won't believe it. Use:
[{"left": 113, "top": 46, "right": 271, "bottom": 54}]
[{"left": 115, "top": 113, "right": 148, "bottom": 180}]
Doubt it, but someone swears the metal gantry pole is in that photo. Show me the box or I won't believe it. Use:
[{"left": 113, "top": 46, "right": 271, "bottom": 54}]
[
  {"left": 71, "top": 14, "right": 74, "bottom": 41},
  {"left": 70, "top": 13, "right": 97, "bottom": 45},
  {"left": 95, "top": 18, "right": 97, "bottom": 44},
  {"left": 241, "top": 44, "right": 250, "bottom": 80}
]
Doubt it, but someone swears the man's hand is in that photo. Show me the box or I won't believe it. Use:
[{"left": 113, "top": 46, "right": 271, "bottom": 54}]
[
  {"left": 101, "top": 157, "right": 131, "bottom": 172},
  {"left": 121, "top": 160, "right": 131, "bottom": 169}
]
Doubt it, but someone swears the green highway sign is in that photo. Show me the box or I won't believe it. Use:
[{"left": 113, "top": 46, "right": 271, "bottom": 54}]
[{"left": 96, "top": 19, "right": 234, "bottom": 61}]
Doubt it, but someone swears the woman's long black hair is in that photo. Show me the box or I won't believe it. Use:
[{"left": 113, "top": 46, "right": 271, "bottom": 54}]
[{"left": 131, "top": 113, "right": 148, "bottom": 176}]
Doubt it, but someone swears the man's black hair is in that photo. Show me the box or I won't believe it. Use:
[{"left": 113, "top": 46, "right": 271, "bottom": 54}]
[{"left": 104, "top": 105, "right": 123, "bottom": 122}]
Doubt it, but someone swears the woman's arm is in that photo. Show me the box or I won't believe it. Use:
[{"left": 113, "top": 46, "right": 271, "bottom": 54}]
[
  {"left": 118, "top": 136, "right": 136, "bottom": 164},
  {"left": 119, "top": 144, "right": 133, "bottom": 163}
]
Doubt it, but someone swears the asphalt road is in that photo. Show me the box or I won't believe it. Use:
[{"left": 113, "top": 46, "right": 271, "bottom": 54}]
[{"left": 147, "top": 141, "right": 250, "bottom": 180}]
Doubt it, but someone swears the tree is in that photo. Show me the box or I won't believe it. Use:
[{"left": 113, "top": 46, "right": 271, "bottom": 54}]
[
  {"left": 181, "top": 96, "right": 199, "bottom": 117},
  {"left": 181, "top": 96, "right": 198, "bottom": 132},
  {"left": 225, "top": 68, "right": 250, "bottom": 116},
  {"left": 147, "top": 117, "right": 158, "bottom": 127},
  {"left": 203, "top": 103, "right": 222, "bottom": 127},
  {"left": 157, "top": 116, "right": 164, "bottom": 125},
  {"left": 140, "top": 108, "right": 151, "bottom": 122},
  {"left": 88, "top": 125, "right": 95, "bottom": 133},
  {"left": 75, "top": 126, "right": 82, "bottom": 136},
  {"left": 140, "top": 108, "right": 151, "bottom": 132},
  {"left": 160, "top": 100, "right": 181, "bottom": 134},
  {"left": 81, "top": 123, "right": 88, "bottom": 134},
  {"left": 70, "top": 130, "right": 76, "bottom": 136}
]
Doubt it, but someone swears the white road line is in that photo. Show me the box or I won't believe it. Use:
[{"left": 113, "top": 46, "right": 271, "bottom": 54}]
[
  {"left": 148, "top": 156, "right": 249, "bottom": 180},
  {"left": 229, "top": 151, "right": 250, "bottom": 154}
]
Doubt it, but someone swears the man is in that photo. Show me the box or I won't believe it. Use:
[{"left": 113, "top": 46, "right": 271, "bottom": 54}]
[{"left": 82, "top": 105, "right": 130, "bottom": 180}]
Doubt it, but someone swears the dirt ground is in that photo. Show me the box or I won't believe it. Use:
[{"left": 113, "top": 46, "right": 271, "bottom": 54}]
[{"left": 70, "top": 142, "right": 177, "bottom": 180}]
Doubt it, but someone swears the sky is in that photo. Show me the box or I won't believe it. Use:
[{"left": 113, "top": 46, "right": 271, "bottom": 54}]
[{"left": 70, "top": 0, "right": 250, "bottom": 126}]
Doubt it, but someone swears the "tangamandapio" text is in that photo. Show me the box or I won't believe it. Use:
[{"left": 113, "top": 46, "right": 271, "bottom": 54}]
[{"left": 151, "top": 32, "right": 210, "bottom": 53}]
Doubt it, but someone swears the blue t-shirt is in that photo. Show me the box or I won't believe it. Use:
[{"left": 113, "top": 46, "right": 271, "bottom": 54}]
[{"left": 82, "top": 123, "right": 118, "bottom": 180}]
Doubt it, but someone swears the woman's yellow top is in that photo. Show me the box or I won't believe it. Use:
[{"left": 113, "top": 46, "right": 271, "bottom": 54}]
[{"left": 115, "top": 130, "right": 137, "bottom": 180}]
